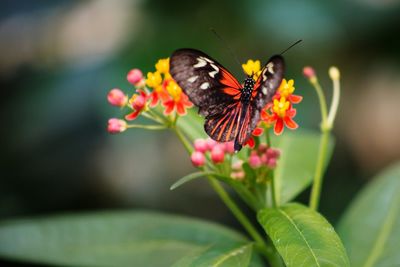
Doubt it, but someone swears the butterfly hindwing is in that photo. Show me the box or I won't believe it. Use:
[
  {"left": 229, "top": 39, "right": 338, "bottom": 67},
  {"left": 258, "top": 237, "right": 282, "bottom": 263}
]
[{"left": 170, "top": 49, "right": 242, "bottom": 117}]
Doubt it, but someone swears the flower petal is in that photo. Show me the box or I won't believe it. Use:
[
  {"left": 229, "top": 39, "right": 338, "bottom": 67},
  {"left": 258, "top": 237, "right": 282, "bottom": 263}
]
[
  {"left": 176, "top": 102, "right": 187, "bottom": 116},
  {"left": 252, "top": 127, "right": 264, "bottom": 136},
  {"left": 274, "top": 118, "right": 284, "bottom": 135},
  {"left": 125, "top": 110, "right": 140, "bottom": 121},
  {"left": 286, "top": 107, "right": 297, "bottom": 117},
  {"left": 289, "top": 94, "right": 303, "bottom": 104},
  {"left": 245, "top": 137, "right": 255, "bottom": 148},
  {"left": 284, "top": 116, "right": 298, "bottom": 129},
  {"left": 163, "top": 100, "right": 175, "bottom": 115},
  {"left": 150, "top": 92, "right": 159, "bottom": 107}
]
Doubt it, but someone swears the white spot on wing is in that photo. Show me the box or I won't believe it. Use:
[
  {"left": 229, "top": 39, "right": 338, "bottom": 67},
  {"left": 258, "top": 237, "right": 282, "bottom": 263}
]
[
  {"left": 202, "top": 56, "right": 214, "bottom": 63},
  {"left": 262, "top": 87, "right": 267, "bottom": 95},
  {"left": 262, "top": 70, "right": 268, "bottom": 81},
  {"left": 194, "top": 57, "right": 207, "bottom": 68},
  {"left": 266, "top": 62, "right": 275, "bottom": 74},
  {"left": 188, "top": 76, "right": 198, "bottom": 83},
  {"left": 209, "top": 63, "right": 219, "bottom": 78},
  {"left": 200, "top": 82, "right": 210, "bottom": 90}
]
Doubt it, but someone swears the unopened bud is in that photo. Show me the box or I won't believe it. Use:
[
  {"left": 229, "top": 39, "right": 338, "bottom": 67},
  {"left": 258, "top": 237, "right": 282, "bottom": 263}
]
[
  {"left": 329, "top": 66, "right": 340, "bottom": 80},
  {"left": 211, "top": 145, "right": 225, "bottom": 164},
  {"left": 127, "top": 69, "right": 144, "bottom": 86},
  {"left": 107, "top": 88, "right": 127, "bottom": 107},
  {"left": 191, "top": 151, "right": 205, "bottom": 167},
  {"left": 107, "top": 118, "right": 127, "bottom": 134}
]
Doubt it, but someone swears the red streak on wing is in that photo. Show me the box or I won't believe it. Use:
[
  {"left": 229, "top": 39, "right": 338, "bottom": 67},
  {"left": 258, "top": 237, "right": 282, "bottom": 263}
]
[{"left": 220, "top": 68, "right": 242, "bottom": 89}]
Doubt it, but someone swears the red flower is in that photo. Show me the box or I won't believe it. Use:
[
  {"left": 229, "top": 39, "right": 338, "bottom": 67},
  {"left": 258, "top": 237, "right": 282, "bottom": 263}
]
[
  {"left": 262, "top": 98, "right": 298, "bottom": 135},
  {"left": 149, "top": 79, "right": 171, "bottom": 107},
  {"left": 162, "top": 80, "right": 193, "bottom": 116},
  {"left": 261, "top": 79, "right": 301, "bottom": 135},
  {"left": 125, "top": 90, "right": 148, "bottom": 121}
]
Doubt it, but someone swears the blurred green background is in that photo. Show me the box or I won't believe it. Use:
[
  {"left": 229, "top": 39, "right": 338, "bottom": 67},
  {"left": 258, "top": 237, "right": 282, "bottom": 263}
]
[{"left": 1, "top": 0, "right": 400, "bottom": 254}]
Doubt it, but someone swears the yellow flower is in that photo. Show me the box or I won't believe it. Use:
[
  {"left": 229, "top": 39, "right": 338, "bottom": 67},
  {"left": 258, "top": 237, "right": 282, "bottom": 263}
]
[
  {"left": 166, "top": 80, "right": 182, "bottom": 101},
  {"left": 242, "top": 59, "right": 261, "bottom": 80},
  {"left": 155, "top": 58, "right": 169, "bottom": 74},
  {"left": 272, "top": 97, "right": 290, "bottom": 118},
  {"left": 278, "top": 79, "right": 295, "bottom": 98},
  {"left": 146, "top": 71, "right": 162, "bottom": 88}
]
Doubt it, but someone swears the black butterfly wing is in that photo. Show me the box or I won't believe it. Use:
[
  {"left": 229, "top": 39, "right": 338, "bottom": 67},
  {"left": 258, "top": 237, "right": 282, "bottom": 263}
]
[
  {"left": 252, "top": 55, "right": 285, "bottom": 109},
  {"left": 170, "top": 49, "right": 242, "bottom": 118}
]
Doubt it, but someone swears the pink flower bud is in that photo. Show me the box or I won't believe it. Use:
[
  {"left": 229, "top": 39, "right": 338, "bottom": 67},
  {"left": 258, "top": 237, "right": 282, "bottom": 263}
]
[
  {"left": 249, "top": 153, "right": 262, "bottom": 168},
  {"left": 231, "top": 170, "right": 245, "bottom": 180},
  {"left": 191, "top": 151, "right": 205, "bottom": 167},
  {"left": 107, "top": 118, "right": 127, "bottom": 134},
  {"left": 211, "top": 145, "right": 225, "bottom": 164},
  {"left": 107, "top": 88, "right": 127, "bottom": 107},
  {"left": 260, "top": 153, "right": 269, "bottom": 165},
  {"left": 206, "top": 138, "right": 217, "bottom": 150},
  {"left": 194, "top": 139, "right": 208, "bottom": 153},
  {"left": 224, "top": 141, "right": 235, "bottom": 154},
  {"left": 258, "top": 143, "right": 268, "bottom": 153},
  {"left": 303, "top": 66, "right": 316, "bottom": 79},
  {"left": 132, "top": 94, "right": 146, "bottom": 111},
  {"left": 266, "top": 158, "right": 277, "bottom": 169},
  {"left": 266, "top": 148, "right": 280, "bottom": 159},
  {"left": 232, "top": 160, "right": 243, "bottom": 171},
  {"left": 127, "top": 69, "right": 144, "bottom": 86}
]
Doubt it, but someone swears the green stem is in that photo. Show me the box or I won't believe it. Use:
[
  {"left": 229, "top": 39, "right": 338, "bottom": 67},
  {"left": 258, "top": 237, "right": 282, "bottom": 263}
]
[
  {"left": 141, "top": 112, "right": 164, "bottom": 124},
  {"left": 270, "top": 172, "right": 278, "bottom": 208},
  {"left": 311, "top": 79, "right": 329, "bottom": 129},
  {"left": 207, "top": 178, "right": 282, "bottom": 266},
  {"left": 173, "top": 127, "right": 193, "bottom": 154},
  {"left": 309, "top": 128, "right": 330, "bottom": 210},
  {"left": 126, "top": 124, "right": 166, "bottom": 130},
  {"left": 265, "top": 130, "right": 277, "bottom": 208},
  {"left": 265, "top": 129, "right": 272, "bottom": 147}
]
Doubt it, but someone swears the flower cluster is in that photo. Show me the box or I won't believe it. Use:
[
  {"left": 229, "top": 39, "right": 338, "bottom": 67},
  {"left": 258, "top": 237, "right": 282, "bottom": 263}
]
[
  {"left": 248, "top": 144, "right": 280, "bottom": 169},
  {"left": 107, "top": 59, "right": 194, "bottom": 134},
  {"left": 146, "top": 58, "right": 193, "bottom": 116},
  {"left": 191, "top": 138, "right": 235, "bottom": 167}
]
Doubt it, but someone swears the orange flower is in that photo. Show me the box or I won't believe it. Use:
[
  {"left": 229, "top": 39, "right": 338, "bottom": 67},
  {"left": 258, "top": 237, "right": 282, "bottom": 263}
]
[
  {"left": 260, "top": 79, "right": 302, "bottom": 135},
  {"left": 162, "top": 80, "right": 193, "bottom": 115},
  {"left": 262, "top": 97, "right": 298, "bottom": 135},
  {"left": 274, "top": 79, "right": 302, "bottom": 104}
]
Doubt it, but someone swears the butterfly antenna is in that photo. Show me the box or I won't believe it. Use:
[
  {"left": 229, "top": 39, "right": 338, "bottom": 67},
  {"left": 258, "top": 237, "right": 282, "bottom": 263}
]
[
  {"left": 280, "top": 39, "right": 302, "bottom": 55},
  {"left": 210, "top": 27, "right": 242, "bottom": 70}
]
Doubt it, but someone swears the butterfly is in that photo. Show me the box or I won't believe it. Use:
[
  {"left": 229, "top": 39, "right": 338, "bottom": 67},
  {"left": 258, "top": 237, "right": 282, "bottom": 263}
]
[{"left": 170, "top": 49, "right": 284, "bottom": 152}]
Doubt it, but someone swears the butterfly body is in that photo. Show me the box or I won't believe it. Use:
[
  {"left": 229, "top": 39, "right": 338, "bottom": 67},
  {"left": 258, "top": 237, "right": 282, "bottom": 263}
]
[{"left": 170, "top": 49, "right": 284, "bottom": 152}]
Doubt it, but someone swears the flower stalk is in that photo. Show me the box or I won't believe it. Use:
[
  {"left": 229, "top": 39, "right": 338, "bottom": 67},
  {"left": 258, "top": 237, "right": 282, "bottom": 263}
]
[{"left": 305, "top": 66, "right": 341, "bottom": 210}]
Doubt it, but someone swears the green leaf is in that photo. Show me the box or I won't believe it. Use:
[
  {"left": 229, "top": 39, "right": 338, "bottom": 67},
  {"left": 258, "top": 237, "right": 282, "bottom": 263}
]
[
  {"left": 338, "top": 163, "right": 400, "bottom": 267},
  {"left": 258, "top": 203, "right": 350, "bottom": 267},
  {"left": 172, "top": 243, "right": 254, "bottom": 267},
  {"left": 171, "top": 172, "right": 262, "bottom": 211},
  {"left": 0, "top": 211, "right": 263, "bottom": 267},
  {"left": 272, "top": 130, "right": 334, "bottom": 204}
]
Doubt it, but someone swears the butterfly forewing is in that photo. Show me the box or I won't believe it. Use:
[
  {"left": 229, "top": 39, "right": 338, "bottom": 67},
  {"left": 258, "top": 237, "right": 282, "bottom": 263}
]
[
  {"left": 253, "top": 55, "right": 285, "bottom": 109},
  {"left": 170, "top": 49, "right": 242, "bottom": 117}
]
